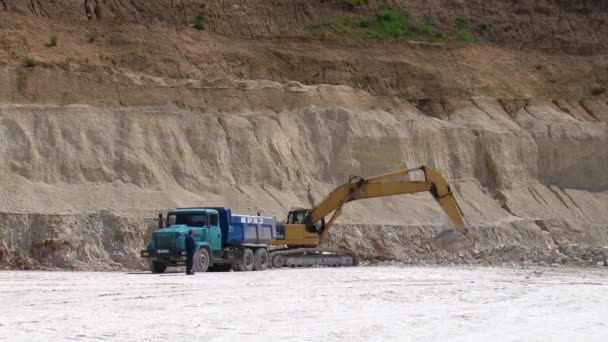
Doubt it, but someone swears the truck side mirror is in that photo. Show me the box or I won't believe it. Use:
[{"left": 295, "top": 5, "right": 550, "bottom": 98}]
[{"left": 158, "top": 213, "right": 163, "bottom": 229}]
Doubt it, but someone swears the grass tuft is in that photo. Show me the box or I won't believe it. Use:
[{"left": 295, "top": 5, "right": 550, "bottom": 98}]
[
  {"left": 23, "top": 56, "right": 38, "bottom": 67},
  {"left": 46, "top": 35, "right": 58, "bottom": 47},
  {"left": 86, "top": 34, "right": 96, "bottom": 44},
  {"left": 58, "top": 57, "right": 72, "bottom": 71}
]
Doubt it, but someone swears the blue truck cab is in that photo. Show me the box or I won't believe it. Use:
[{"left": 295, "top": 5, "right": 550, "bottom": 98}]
[{"left": 141, "top": 207, "right": 276, "bottom": 273}]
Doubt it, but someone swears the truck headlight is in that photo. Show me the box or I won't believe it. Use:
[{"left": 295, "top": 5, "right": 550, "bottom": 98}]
[
  {"left": 181, "top": 251, "right": 186, "bottom": 256},
  {"left": 142, "top": 251, "right": 149, "bottom": 257}
]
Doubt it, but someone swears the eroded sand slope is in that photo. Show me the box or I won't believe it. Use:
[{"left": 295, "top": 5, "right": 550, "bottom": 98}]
[{"left": 1, "top": 85, "right": 606, "bottom": 269}]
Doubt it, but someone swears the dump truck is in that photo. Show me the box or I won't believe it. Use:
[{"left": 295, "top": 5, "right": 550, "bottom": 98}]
[{"left": 141, "top": 207, "right": 276, "bottom": 273}]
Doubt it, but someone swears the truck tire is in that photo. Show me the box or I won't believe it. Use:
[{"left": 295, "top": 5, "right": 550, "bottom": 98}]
[
  {"left": 149, "top": 261, "right": 167, "bottom": 274},
  {"left": 238, "top": 248, "right": 254, "bottom": 272},
  {"left": 272, "top": 254, "right": 285, "bottom": 268},
  {"left": 253, "top": 248, "right": 269, "bottom": 271},
  {"left": 193, "top": 248, "right": 210, "bottom": 273}
]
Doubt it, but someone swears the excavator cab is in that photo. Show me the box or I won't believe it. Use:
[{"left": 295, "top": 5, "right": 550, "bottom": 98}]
[
  {"left": 286, "top": 210, "right": 307, "bottom": 224},
  {"left": 286, "top": 209, "right": 325, "bottom": 233}
]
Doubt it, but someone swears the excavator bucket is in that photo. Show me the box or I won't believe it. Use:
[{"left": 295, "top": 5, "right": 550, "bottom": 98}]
[{"left": 432, "top": 228, "right": 475, "bottom": 253}]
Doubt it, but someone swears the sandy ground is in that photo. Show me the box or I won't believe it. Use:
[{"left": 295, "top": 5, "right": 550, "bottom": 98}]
[{"left": 0, "top": 266, "right": 607, "bottom": 342}]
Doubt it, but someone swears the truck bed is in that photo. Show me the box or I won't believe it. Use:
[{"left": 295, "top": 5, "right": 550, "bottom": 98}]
[{"left": 225, "top": 214, "right": 277, "bottom": 245}]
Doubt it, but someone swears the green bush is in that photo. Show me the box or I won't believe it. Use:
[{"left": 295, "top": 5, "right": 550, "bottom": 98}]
[
  {"left": 367, "top": 9, "right": 409, "bottom": 39},
  {"left": 194, "top": 13, "right": 205, "bottom": 30},
  {"left": 456, "top": 30, "right": 474, "bottom": 43},
  {"left": 454, "top": 16, "right": 473, "bottom": 43},
  {"left": 592, "top": 87, "right": 606, "bottom": 96},
  {"left": 322, "top": 7, "right": 447, "bottom": 42},
  {"left": 455, "top": 16, "right": 470, "bottom": 30},
  {"left": 339, "top": 8, "right": 410, "bottom": 39},
  {"left": 194, "top": 4, "right": 205, "bottom": 31},
  {"left": 353, "top": 17, "right": 369, "bottom": 28},
  {"left": 478, "top": 21, "right": 492, "bottom": 31},
  {"left": 433, "top": 31, "right": 445, "bottom": 41},
  {"left": 23, "top": 56, "right": 38, "bottom": 67},
  {"left": 503, "top": 23, "right": 513, "bottom": 32}
]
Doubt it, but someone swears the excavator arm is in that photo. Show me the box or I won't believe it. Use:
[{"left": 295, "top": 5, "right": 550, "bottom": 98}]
[{"left": 303, "top": 166, "right": 478, "bottom": 243}]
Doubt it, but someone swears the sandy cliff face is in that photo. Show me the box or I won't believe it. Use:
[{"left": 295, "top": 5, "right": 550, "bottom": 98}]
[
  {"left": 0, "top": 1, "right": 606, "bottom": 269},
  {"left": 1, "top": 88, "right": 606, "bottom": 269}
]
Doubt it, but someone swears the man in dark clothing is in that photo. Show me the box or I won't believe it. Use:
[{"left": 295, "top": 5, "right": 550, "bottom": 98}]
[{"left": 185, "top": 229, "right": 196, "bottom": 275}]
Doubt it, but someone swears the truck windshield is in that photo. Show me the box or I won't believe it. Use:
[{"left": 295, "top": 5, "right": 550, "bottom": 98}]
[{"left": 167, "top": 213, "right": 208, "bottom": 227}]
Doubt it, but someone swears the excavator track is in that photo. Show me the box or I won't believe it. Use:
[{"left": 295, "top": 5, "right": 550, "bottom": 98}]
[{"left": 269, "top": 248, "right": 359, "bottom": 268}]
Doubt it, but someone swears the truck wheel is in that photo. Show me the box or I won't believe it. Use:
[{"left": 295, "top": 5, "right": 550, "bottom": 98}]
[
  {"left": 193, "top": 249, "right": 210, "bottom": 273},
  {"left": 149, "top": 261, "right": 166, "bottom": 274},
  {"left": 238, "top": 248, "right": 254, "bottom": 272},
  {"left": 272, "top": 254, "right": 285, "bottom": 268},
  {"left": 253, "top": 248, "right": 269, "bottom": 271}
]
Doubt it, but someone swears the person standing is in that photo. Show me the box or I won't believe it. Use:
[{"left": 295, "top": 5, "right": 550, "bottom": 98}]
[{"left": 185, "top": 229, "right": 196, "bottom": 275}]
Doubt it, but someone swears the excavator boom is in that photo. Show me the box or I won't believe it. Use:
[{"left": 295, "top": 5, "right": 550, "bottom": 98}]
[{"left": 304, "top": 166, "right": 476, "bottom": 242}]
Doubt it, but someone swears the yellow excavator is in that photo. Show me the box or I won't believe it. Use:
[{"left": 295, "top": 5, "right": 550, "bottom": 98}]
[{"left": 269, "top": 165, "right": 478, "bottom": 267}]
